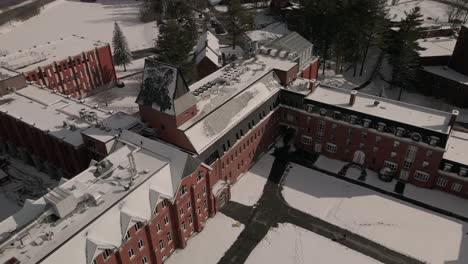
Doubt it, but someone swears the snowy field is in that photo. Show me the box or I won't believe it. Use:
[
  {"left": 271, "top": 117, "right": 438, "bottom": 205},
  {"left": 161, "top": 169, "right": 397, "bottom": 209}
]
[
  {"left": 282, "top": 163, "right": 468, "bottom": 264},
  {"left": 165, "top": 213, "right": 244, "bottom": 264},
  {"left": 314, "top": 155, "right": 347, "bottom": 174},
  {"left": 245, "top": 223, "right": 382, "bottom": 264},
  {"left": 86, "top": 73, "right": 142, "bottom": 115},
  {"left": 0, "top": 0, "right": 157, "bottom": 53},
  {"left": 230, "top": 154, "right": 274, "bottom": 206},
  {"left": 115, "top": 57, "right": 146, "bottom": 79},
  {"left": 388, "top": 0, "right": 450, "bottom": 24}
]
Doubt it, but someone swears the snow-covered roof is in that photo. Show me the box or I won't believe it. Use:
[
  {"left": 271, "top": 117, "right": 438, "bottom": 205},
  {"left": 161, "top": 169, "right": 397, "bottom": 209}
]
[
  {"left": 444, "top": 131, "right": 468, "bottom": 165},
  {"left": 180, "top": 54, "right": 295, "bottom": 153},
  {"left": 195, "top": 31, "right": 220, "bottom": 66},
  {"left": 306, "top": 85, "right": 453, "bottom": 134},
  {"left": 0, "top": 130, "right": 200, "bottom": 264},
  {"left": 283, "top": 78, "right": 313, "bottom": 95},
  {"left": 246, "top": 21, "right": 291, "bottom": 45},
  {"left": 0, "top": 67, "right": 20, "bottom": 81},
  {"left": 137, "top": 59, "right": 197, "bottom": 115},
  {"left": 184, "top": 71, "right": 282, "bottom": 154},
  {"left": 418, "top": 37, "right": 456, "bottom": 57},
  {"left": 0, "top": 85, "right": 119, "bottom": 146},
  {"left": 423, "top": 65, "right": 468, "bottom": 84},
  {"left": 0, "top": 35, "right": 107, "bottom": 72}
]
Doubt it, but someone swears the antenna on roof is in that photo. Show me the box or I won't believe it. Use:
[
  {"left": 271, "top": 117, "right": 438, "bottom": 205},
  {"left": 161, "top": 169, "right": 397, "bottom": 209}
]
[{"left": 125, "top": 152, "right": 137, "bottom": 191}]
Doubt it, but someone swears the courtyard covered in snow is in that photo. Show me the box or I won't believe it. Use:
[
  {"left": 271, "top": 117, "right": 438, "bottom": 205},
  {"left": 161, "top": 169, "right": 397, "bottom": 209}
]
[
  {"left": 282, "top": 162, "right": 468, "bottom": 264},
  {"left": 245, "top": 223, "right": 382, "bottom": 264}
]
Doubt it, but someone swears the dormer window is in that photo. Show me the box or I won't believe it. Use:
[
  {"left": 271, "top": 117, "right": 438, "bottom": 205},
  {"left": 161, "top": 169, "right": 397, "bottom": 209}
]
[
  {"left": 430, "top": 136, "right": 439, "bottom": 146},
  {"left": 396, "top": 127, "right": 405, "bottom": 137},
  {"left": 377, "top": 122, "right": 386, "bottom": 132},
  {"left": 460, "top": 168, "right": 468, "bottom": 177},
  {"left": 307, "top": 105, "right": 313, "bottom": 113},
  {"left": 362, "top": 119, "right": 371, "bottom": 128},
  {"left": 443, "top": 163, "right": 453, "bottom": 172},
  {"left": 180, "top": 185, "right": 187, "bottom": 196},
  {"left": 349, "top": 115, "right": 357, "bottom": 124}
]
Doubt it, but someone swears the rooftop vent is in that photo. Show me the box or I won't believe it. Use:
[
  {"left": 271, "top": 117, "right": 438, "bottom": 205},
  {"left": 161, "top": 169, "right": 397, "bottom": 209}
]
[
  {"left": 44, "top": 187, "right": 78, "bottom": 219},
  {"left": 374, "top": 100, "right": 380, "bottom": 106}
]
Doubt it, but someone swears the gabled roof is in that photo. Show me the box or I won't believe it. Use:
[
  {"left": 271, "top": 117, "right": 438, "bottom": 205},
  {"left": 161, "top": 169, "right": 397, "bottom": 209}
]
[
  {"left": 85, "top": 238, "right": 115, "bottom": 264},
  {"left": 267, "top": 31, "right": 312, "bottom": 56},
  {"left": 195, "top": 31, "right": 220, "bottom": 66},
  {"left": 136, "top": 59, "right": 197, "bottom": 115}
]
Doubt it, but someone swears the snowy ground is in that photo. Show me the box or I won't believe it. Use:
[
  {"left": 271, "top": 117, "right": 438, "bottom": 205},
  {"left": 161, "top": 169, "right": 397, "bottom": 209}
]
[
  {"left": 230, "top": 154, "right": 274, "bottom": 206},
  {"left": 245, "top": 223, "right": 382, "bottom": 264},
  {"left": 115, "top": 57, "right": 147, "bottom": 79},
  {"left": 165, "top": 213, "right": 244, "bottom": 264},
  {"left": 0, "top": 0, "right": 157, "bottom": 53},
  {"left": 282, "top": 162, "right": 468, "bottom": 264},
  {"left": 86, "top": 73, "right": 142, "bottom": 115},
  {"left": 387, "top": 0, "right": 450, "bottom": 24},
  {"left": 316, "top": 154, "right": 468, "bottom": 219}
]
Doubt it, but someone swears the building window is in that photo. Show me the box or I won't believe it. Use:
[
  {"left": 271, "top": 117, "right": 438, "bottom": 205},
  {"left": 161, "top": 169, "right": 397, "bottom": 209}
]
[
  {"left": 180, "top": 207, "right": 184, "bottom": 216},
  {"left": 123, "top": 230, "right": 131, "bottom": 241},
  {"left": 204, "top": 200, "right": 208, "bottom": 209},
  {"left": 426, "top": 150, "right": 433, "bottom": 158},
  {"left": 92, "top": 260, "right": 97, "bottom": 264},
  {"left": 452, "top": 183, "right": 463, "bottom": 192},
  {"left": 103, "top": 249, "right": 112, "bottom": 260},
  {"left": 403, "top": 160, "right": 413, "bottom": 169},
  {"left": 436, "top": 178, "right": 448, "bottom": 187},
  {"left": 375, "top": 136, "right": 381, "bottom": 143},
  {"left": 134, "top": 222, "right": 142, "bottom": 232},
  {"left": 373, "top": 147, "right": 379, "bottom": 153},
  {"left": 443, "top": 163, "right": 453, "bottom": 172},
  {"left": 203, "top": 185, "right": 207, "bottom": 194},
  {"left": 460, "top": 168, "right": 468, "bottom": 177},
  {"left": 182, "top": 221, "right": 186, "bottom": 231},
  {"left": 393, "top": 141, "right": 400, "bottom": 148},
  {"left": 197, "top": 206, "right": 201, "bottom": 215},
  {"left": 384, "top": 161, "right": 398, "bottom": 171},
  {"left": 153, "top": 205, "right": 158, "bottom": 215},
  {"left": 325, "top": 143, "right": 337, "bottom": 153},
  {"left": 180, "top": 185, "right": 187, "bottom": 196},
  {"left": 197, "top": 193, "right": 200, "bottom": 200},
  {"left": 422, "top": 161, "right": 429, "bottom": 168},
  {"left": 189, "top": 214, "right": 193, "bottom": 224},
  {"left": 197, "top": 171, "right": 203, "bottom": 182},
  {"left": 414, "top": 170, "right": 430, "bottom": 182},
  {"left": 301, "top": 135, "right": 313, "bottom": 145},
  {"left": 164, "top": 216, "right": 169, "bottom": 225},
  {"left": 159, "top": 239, "right": 165, "bottom": 250},
  {"left": 156, "top": 223, "right": 161, "bottom": 232},
  {"left": 142, "top": 256, "right": 148, "bottom": 264},
  {"left": 138, "top": 239, "right": 144, "bottom": 249},
  {"left": 167, "top": 232, "right": 172, "bottom": 242},
  {"left": 187, "top": 200, "right": 192, "bottom": 209},
  {"left": 161, "top": 199, "right": 168, "bottom": 208},
  {"left": 128, "top": 248, "right": 135, "bottom": 258}
]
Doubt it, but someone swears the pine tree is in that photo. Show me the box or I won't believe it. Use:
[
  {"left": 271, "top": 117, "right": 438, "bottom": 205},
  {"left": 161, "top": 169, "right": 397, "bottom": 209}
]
[
  {"left": 384, "top": 7, "right": 425, "bottom": 100},
  {"left": 155, "top": 19, "right": 196, "bottom": 82},
  {"left": 226, "top": 0, "right": 254, "bottom": 49},
  {"left": 112, "top": 21, "right": 133, "bottom": 72}
]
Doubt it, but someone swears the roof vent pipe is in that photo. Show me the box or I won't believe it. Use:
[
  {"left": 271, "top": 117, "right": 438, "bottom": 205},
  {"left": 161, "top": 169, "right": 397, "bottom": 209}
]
[
  {"left": 349, "top": 90, "right": 358, "bottom": 106},
  {"left": 449, "top": 109, "right": 459, "bottom": 129}
]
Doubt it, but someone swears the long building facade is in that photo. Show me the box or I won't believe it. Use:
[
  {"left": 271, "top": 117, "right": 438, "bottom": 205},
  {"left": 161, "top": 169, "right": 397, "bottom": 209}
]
[{"left": 1, "top": 31, "right": 468, "bottom": 264}]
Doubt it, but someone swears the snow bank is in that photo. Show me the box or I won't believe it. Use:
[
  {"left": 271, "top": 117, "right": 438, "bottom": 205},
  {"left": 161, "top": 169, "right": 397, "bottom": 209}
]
[
  {"left": 282, "top": 163, "right": 468, "bottom": 264},
  {"left": 245, "top": 223, "right": 382, "bottom": 264},
  {"left": 165, "top": 213, "right": 244, "bottom": 264},
  {"left": 313, "top": 155, "right": 346, "bottom": 173},
  {"left": 230, "top": 154, "right": 274, "bottom": 206},
  {"left": 0, "top": 0, "right": 157, "bottom": 53}
]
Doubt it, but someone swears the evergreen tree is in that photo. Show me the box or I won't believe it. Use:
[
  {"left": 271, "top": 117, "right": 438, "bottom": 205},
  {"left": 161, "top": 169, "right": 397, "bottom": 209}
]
[
  {"left": 155, "top": 19, "right": 196, "bottom": 82},
  {"left": 384, "top": 7, "right": 425, "bottom": 100},
  {"left": 112, "top": 21, "right": 132, "bottom": 72},
  {"left": 225, "top": 0, "right": 254, "bottom": 49}
]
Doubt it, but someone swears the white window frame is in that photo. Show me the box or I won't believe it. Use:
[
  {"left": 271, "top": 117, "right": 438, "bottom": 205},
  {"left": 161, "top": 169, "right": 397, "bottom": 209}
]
[
  {"left": 452, "top": 183, "right": 463, "bottom": 192},
  {"left": 180, "top": 207, "right": 184, "bottom": 216},
  {"left": 436, "top": 178, "right": 448, "bottom": 187},
  {"left": 156, "top": 223, "right": 161, "bottom": 232},
  {"left": 167, "top": 232, "right": 172, "bottom": 242},
  {"left": 325, "top": 143, "right": 337, "bottom": 153},
  {"left": 138, "top": 239, "right": 144, "bottom": 249},
  {"left": 142, "top": 256, "right": 148, "bottom": 264},
  {"left": 301, "top": 135, "right": 313, "bottom": 145},
  {"left": 187, "top": 200, "right": 192, "bottom": 209},
  {"left": 413, "top": 170, "right": 430, "bottom": 182},
  {"left": 164, "top": 216, "right": 169, "bottom": 225},
  {"left": 134, "top": 222, "right": 142, "bottom": 232},
  {"left": 159, "top": 239, "right": 165, "bottom": 250},
  {"left": 128, "top": 248, "right": 135, "bottom": 259},
  {"left": 383, "top": 161, "right": 398, "bottom": 171},
  {"left": 103, "top": 249, "right": 112, "bottom": 260},
  {"left": 123, "top": 230, "right": 131, "bottom": 242}
]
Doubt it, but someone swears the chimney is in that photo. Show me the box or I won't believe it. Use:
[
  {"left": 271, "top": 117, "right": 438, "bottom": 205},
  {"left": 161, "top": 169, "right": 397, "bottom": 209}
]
[
  {"left": 349, "top": 90, "right": 358, "bottom": 106},
  {"left": 449, "top": 109, "right": 459, "bottom": 129},
  {"left": 309, "top": 80, "right": 317, "bottom": 93}
]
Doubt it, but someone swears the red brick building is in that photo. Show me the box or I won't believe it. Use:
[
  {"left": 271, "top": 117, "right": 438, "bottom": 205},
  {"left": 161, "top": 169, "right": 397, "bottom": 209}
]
[{"left": 0, "top": 35, "right": 117, "bottom": 98}]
